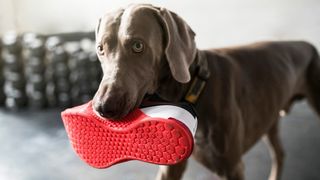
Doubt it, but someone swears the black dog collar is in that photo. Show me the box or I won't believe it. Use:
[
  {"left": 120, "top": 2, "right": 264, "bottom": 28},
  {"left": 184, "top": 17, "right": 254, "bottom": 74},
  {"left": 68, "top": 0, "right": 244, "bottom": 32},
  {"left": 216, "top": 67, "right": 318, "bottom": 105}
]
[{"left": 184, "top": 50, "right": 210, "bottom": 104}]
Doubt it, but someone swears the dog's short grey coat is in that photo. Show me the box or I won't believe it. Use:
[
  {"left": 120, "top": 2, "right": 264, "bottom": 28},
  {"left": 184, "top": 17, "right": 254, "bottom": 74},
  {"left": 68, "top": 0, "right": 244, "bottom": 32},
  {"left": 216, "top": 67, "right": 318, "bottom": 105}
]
[{"left": 93, "top": 4, "right": 320, "bottom": 180}]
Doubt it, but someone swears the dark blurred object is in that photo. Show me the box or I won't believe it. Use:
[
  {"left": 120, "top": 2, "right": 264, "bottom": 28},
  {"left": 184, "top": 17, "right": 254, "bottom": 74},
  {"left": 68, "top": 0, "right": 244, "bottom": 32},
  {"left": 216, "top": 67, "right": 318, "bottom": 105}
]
[
  {"left": 2, "top": 31, "right": 22, "bottom": 54},
  {"left": 23, "top": 34, "right": 47, "bottom": 109},
  {"left": 1, "top": 32, "right": 27, "bottom": 110},
  {"left": 0, "top": 31, "right": 101, "bottom": 109},
  {"left": 88, "top": 52, "right": 102, "bottom": 92},
  {"left": 2, "top": 54, "right": 23, "bottom": 72},
  {"left": 68, "top": 40, "right": 102, "bottom": 105},
  {"left": 22, "top": 32, "right": 44, "bottom": 49},
  {"left": 45, "top": 36, "right": 63, "bottom": 52},
  {"left": 0, "top": 38, "right": 5, "bottom": 105},
  {"left": 46, "top": 40, "right": 72, "bottom": 108}
]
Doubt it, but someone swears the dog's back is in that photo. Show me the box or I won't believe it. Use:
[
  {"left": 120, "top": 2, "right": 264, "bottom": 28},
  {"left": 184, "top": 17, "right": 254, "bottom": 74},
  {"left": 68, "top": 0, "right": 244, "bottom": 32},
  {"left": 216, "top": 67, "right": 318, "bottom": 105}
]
[
  {"left": 191, "top": 41, "right": 320, "bottom": 179},
  {"left": 203, "top": 41, "right": 319, "bottom": 150}
]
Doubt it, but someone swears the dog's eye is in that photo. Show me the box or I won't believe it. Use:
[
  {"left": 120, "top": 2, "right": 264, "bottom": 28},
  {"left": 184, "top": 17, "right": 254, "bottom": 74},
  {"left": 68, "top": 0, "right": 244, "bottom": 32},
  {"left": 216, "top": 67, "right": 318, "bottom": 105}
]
[
  {"left": 97, "top": 44, "right": 104, "bottom": 55},
  {"left": 132, "top": 41, "right": 144, "bottom": 53}
]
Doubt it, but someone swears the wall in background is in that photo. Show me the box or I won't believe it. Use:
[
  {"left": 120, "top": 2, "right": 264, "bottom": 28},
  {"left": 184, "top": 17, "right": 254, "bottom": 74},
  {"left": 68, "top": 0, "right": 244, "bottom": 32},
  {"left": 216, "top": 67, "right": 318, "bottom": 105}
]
[
  {"left": 0, "top": 0, "right": 320, "bottom": 49},
  {"left": 0, "top": 0, "right": 15, "bottom": 33}
]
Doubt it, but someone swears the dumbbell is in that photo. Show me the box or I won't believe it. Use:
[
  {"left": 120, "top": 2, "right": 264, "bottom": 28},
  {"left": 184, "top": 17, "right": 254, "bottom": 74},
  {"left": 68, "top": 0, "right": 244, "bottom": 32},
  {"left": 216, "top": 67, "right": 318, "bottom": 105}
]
[
  {"left": 45, "top": 38, "right": 60, "bottom": 107},
  {"left": 0, "top": 40, "right": 4, "bottom": 105},
  {"left": 69, "top": 52, "right": 91, "bottom": 80},
  {"left": 89, "top": 52, "right": 102, "bottom": 90},
  {"left": 56, "top": 78, "right": 71, "bottom": 93},
  {"left": 45, "top": 38, "right": 66, "bottom": 79},
  {"left": 1, "top": 33, "right": 24, "bottom": 77},
  {"left": 57, "top": 92, "right": 72, "bottom": 108},
  {"left": 27, "top": 91, "right": 47, "bottom": 108},
  {"left": 2, "top": 31, "right": 21, "bottom": 54},
  {"left": 66, "top": 43, "right": 83, "bottom": 105},
  {"left": 26, "top": 74, "right": 47, "bottom": 108},
  {"left": 24, "top": 38, "right": 45, "bottom": 59},
  {"left": 4, "top": 71, "right": 25, "bottom": 90},
  {"left": 45, "top": 41, "right": 72, "bottom": 107},
  {"left": 45, "top": 63, "right": 57, "bottom": 108},
  {"left": 3, "top": 72, "right": 27, "bottom": 109},
  {"left": 46, "top": 47, "right": 69, "bottom": 79},
  {"left": 68, "top": 50, "right": 92, "bottom": 105},
  {"left": 2, "top": 53, "right": 23, "bottom": 73},
  {"left": 5, "top": 93, "right": 27, "bottom": 109},
  {"left": 55, "top": 76, "right": 72, "bottom": 107},
  {"left": 79, "top": 40, "right": 98, "bottom": 97},
  {"left": 67, "top": 44, "right": 83, "bottom": 70},
  {"left": 25, "top": 57, "right": 45, "bottom": 75},
  {"left": 1, "top": 55, "right": 25, "bottom": 106},
  {"left": 1, "top": 33, "right": 26, "bottom": 109},
  {"left": 22, "top": 32, "right": 43, "bottom": 47},
  {"left": 26, "top": 74, "right": 46, "bottom": 92},
  {"left": 0, "top": 76, "right": 4, "bottom": 105},
  {"left": 80, "top": 38, "right": 95, "bottom": 52},
  {"left": 46, "top": 38, "right": 67, "bottom": 109},
  {"left": 45, "top": 36, "right": 63, "bottom": 52},
  {"left": 54, "top": 62, "right": 70, "bottom": 79},
  {"left": 22, "top": 34, "right": 48, "bottom": 109},
  {"left": 70, "top": 81, "right": 94, "bottom": 105},
  {"left": 74, "top": 51, "right": 90, "bottom": 69},
  {"left": 48, "top": 47, "right": 68, "bottom": 64},
  {"left": 88, "top": 52, "right": 102, "bottom": 78},
  {"left": 45, "top": 81, "right": 57, "bottom": 107}
]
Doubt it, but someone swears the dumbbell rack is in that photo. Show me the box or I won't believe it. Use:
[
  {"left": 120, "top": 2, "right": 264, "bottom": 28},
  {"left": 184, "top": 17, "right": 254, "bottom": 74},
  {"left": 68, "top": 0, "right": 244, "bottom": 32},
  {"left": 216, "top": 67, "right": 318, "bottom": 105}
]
[{"left": 0, "top": 32, "right": 102, "bottom": 110}]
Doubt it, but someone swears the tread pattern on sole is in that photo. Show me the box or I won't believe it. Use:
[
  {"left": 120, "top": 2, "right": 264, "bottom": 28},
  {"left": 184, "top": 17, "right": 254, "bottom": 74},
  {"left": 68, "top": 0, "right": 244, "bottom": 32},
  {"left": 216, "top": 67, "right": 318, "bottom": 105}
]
[{"left": 61, "top": 102, "right": 194, "bottom": 168}]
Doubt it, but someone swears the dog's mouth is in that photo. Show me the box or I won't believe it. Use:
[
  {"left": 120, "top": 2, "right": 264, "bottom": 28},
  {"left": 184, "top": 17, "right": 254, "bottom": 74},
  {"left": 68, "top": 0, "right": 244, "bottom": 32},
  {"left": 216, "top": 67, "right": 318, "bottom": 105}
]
[
  {"left": 104, "top": 94, "right": 167, "bottom": 120},
  {"left": 92, "top": 94, "right": 154, "bottom": 120},
  {"left": 93, "top": 81, "right": 165, "bottom": 120},
  {"left": 140, "top": 93, "right": 169, "bottom": 107}
]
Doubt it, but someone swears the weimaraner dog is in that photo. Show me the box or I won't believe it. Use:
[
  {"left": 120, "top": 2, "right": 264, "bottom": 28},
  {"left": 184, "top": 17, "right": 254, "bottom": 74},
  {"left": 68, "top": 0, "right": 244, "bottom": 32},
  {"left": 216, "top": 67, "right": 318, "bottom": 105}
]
[{"left": 93, "top": 4, "right": 320, "bottom": 180}]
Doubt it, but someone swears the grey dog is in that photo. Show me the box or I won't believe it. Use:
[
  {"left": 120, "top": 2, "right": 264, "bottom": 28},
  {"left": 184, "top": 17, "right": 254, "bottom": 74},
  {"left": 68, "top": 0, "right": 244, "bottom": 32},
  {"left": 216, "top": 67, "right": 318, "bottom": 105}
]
[{"left": 93, "top": 4, "right": 320, "bottom": 180}]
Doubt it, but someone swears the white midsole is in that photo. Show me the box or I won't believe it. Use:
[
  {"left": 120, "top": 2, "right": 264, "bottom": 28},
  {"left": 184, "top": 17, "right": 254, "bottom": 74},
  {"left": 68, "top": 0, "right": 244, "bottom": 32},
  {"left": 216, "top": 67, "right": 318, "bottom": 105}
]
[{"left": 140, "top": 105, "right": 198, "bottom": 136}]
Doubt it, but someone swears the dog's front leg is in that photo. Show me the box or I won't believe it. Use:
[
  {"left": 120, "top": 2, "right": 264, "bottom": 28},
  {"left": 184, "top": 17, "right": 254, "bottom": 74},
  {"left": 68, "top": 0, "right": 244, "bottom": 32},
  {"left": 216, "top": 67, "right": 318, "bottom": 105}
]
[{"left": 156, "top": 160, "right": 188, "bottom": 180}]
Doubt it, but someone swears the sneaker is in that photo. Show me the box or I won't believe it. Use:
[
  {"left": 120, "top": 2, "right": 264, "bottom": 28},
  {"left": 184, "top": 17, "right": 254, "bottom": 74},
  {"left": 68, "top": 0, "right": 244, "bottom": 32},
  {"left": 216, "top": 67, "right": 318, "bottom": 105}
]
[{"left": 61, "top": 101, "right": 197, "bottom": 168}]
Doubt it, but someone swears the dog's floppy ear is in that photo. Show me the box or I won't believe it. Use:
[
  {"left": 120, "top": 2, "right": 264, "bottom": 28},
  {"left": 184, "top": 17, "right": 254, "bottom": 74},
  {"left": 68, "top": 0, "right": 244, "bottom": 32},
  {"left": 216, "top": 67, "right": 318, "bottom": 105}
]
[{"left": 158, "top": 8, "right": 197, "bottom": 83}]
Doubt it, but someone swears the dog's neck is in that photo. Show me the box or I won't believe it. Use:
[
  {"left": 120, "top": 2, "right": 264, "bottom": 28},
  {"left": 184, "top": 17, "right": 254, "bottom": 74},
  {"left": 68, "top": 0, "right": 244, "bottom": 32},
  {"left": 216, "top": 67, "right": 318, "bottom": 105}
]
[{"left": 155, "top": 49, "right": 210, "bottom": 103}]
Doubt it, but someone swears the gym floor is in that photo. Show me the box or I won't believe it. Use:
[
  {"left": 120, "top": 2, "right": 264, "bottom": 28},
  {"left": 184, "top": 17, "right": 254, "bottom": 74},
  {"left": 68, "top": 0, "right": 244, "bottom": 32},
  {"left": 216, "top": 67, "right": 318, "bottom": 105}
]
[{"left": 0, "top": 101, "right": 320, "bottom": 180}]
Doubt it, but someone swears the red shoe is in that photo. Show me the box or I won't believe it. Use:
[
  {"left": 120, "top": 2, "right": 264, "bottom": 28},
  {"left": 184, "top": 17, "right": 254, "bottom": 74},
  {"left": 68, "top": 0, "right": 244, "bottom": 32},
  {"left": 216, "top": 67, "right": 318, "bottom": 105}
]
[{"left": 61, "top": 101, "right": 197, "bottom": 168}]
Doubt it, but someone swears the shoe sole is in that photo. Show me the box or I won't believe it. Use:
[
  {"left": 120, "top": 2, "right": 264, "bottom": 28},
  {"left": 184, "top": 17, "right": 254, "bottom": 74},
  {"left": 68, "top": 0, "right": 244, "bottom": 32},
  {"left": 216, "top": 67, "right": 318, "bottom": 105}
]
[{"left": 61, "top": 102, "right": 194, "bottom": 168}]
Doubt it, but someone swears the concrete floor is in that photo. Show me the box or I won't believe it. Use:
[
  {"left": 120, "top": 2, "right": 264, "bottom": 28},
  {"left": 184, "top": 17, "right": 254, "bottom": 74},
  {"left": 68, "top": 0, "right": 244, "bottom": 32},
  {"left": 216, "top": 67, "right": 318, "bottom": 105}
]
[{"left": 0, "top": 101, "right": 320, "bottom": 180}]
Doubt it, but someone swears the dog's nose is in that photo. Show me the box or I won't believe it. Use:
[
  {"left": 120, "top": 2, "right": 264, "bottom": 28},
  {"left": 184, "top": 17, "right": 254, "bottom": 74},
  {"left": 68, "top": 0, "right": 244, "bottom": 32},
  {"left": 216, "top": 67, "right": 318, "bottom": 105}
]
[
  {"left": 93, "top": 102, "right": 117, "bottom": 119},
  {"left": 93, "top": 95, "right": 126, "bottom": 120}
]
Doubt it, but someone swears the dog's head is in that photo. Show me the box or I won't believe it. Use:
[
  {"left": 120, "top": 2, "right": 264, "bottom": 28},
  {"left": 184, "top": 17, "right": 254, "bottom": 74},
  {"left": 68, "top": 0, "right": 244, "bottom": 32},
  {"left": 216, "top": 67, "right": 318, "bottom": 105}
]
[{"left": 93, "top": 4, "right": 197, "bottom": 119}]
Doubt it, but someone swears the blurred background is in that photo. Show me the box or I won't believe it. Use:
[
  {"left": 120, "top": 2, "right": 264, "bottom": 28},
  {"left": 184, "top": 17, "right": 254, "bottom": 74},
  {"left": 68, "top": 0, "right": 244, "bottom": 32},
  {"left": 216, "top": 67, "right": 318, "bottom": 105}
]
[
  {"left": 0, "top": 0, "right": 320, "bottom": 180},
  {"left": 1, "top": 0, "right": 320, "bottom": 48}
]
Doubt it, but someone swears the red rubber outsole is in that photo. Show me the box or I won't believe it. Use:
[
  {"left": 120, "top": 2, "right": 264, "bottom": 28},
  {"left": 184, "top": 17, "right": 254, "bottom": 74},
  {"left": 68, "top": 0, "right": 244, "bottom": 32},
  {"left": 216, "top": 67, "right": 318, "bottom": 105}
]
[{"left": 61, "top": 101, "right": 194, "bottom": 168}]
